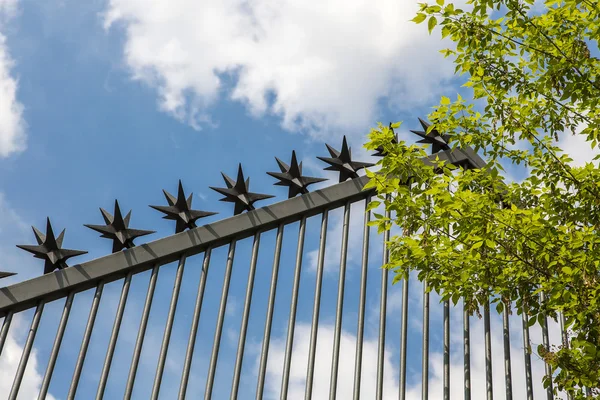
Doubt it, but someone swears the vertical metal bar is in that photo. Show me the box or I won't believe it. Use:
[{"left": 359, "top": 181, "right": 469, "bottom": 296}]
[
  {"left": 399, "top": 274, "right": 409, "bottom": 400},
  {"left": 443, "top": 300, "right": 450, "bottom": 400},
  {"left": 256, "top": 225, "right": 284, "bottom": 400},
  {"left": 522, "top": 309, "right": 534, "bottom": 400},
  {"left": 68, "top": 282, "right": 104, "bottom": 400},
  {"left": 560, "top": 313, "right": 568, "bottom": 348},
  {"left": 39, "top": 293, "right": 75, "bottom": 400},
  {"left": 422, "top": 281, "right": 430, "bottom": 400},
  {"left": 539, "top": 293, "right": 553, "bottom": 400},
  {"left": 151, "top": 255, "right": 187, "bottom": 400},
  {"left": 204, "top": 240, "right": 236, "bottom": 400},
  {"left": 124, "top": 264, "right": 159, "bottom": 400},
  {"left": 179, "top": 249, "right": 212, "bottom": 400},
  {"left": 329, "top": 202, "right": 351, "bottom": 400},
  {"left": 560, "top": 313, "right": 573, "bottom": 400},
  {"left": 0, "top": 310, "right": 14, "bottom": 357},
  {"left": 231, "top": 233, "right": 261, "bottom": 400},
  {"left": 484, "top": 300, "right": 493, "bottom": 400},
  {"left": 377, "top": 207, "right": 391, "bottom": 400},
  {"left": 502, "top": 302, "right": 513, "bottom": 400},
  {"left": 9, "top": 301, "right": 45, "bottom": 400},
  {"left": 95, "top": 272, "right": 133, "bottom": 400},
  {"left": 464, "top": 304, "right": 471, "bottom": 400},
  {"left": 558, "top": 313, "right": 573, "bottom": 400},
  {"left": 305, "top": 210, "right": 329, "bottom": 400},
  {"left": 352, "top": 198, "right": 371, "bottom": 400},
  {"left": 281, "top": 217, "right": 307, "bottom": 398}
]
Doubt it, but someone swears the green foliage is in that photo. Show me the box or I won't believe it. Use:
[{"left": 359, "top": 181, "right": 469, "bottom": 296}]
[{"left": 366, "top": 0, "right": 600, "bottom": 397}]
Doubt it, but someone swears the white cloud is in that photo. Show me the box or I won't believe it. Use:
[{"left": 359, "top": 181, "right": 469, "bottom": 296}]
[
  {"left": 0, "top": 0, "right": 26, "bottom": 158},
  {"left": 558, "top": 121, "right": 598, "bottom": 167},
  {"left": 103, "top": 0, "right": 459, "bottom": 139},
  {"left": 0, "top": 314, "right": 57, "bottom": 400},
  {"left": 0, "top": 0, "right": 18, "bottom": 17}
]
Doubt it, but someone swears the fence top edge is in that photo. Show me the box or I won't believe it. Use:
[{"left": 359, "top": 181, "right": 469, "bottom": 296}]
[
  {"left": 0, "top": 147, "right": 482, "bottom": 317},
  {"left": 0, "top": 175, "right": 373, "bottom": 316}
]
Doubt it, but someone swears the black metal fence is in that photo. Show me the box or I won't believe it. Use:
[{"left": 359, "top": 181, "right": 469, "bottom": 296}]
[{"left": 0, "top": 132, "right": 567, "bottom": 399}]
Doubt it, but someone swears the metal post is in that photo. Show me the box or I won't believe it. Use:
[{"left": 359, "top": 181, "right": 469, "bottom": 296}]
[
  {"left": 399, "top": 273, "right": 409, "bottom": 400},
  {"left": 305, "top": 210, "right": 329, "bottom": 400},
  {"left": 9, "top": 301, "right": 45, "bottom": 400},
  {"left": 256, "top": 225, "right": 284, "bottom": 400},
  {"left": 68, "top": 282, "right": 104, "bottom": 400},
  {"left": 124, "top": 264, "right": 160, "bottom": 400},
  {"left": 95, "top": 272, "right": 133, "bottom": 400},
  {"left": 464, "top": 304, "right": 471, "bottom": 400},
  {"left": 443, "top": 300, "right": 450, "bottom": 400},
  {"left": 484, "top": 300, "right": 493, "bottom": 400},
  {"left": 560, "top": 313, "right": 573, "bottom": 400},
  {"left": 0, "top": 310, "right": 14, "bottom": 357},
  {"left": 204, "top": 240, "right": 236, "bottom": 400},
  {"left": 329, "top": 202, "right": 351, "bottom": 400},
  {"left": 353, "top": 199, "right": 371, "bottom": 399},
  {"left": 522, "top": 309, "right": 534, "bottom": 400},
  {"left": 539, "top": 293, "right": 553, "bottom": 400},
  {"left": 502, "top": 302, "right": 513, "bottom": 400},
  {"left": 377, "top": 207, "right": 391, "bottom": 400},
  {"left": 281, "top": 217, "right": 307, "bottom": 398},
  {"left": 231, "top": 233, "right": 261, "bottom": 400},
  {"left": 151, "top": 255, "right": 186, "bottom": 400},
  {"left": 39, "top": 293, "right": 75, "bottom": 400},
  {"left": 179, "top": 249, "right": 212, "bottom": 400},
  {"left": 422, "top": 281, "right": 430, "bottom": 400}
]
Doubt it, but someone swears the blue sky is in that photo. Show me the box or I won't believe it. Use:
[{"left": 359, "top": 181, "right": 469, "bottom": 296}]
[{"left": 0, "top": 0, "right": 581, "bottom": 399}]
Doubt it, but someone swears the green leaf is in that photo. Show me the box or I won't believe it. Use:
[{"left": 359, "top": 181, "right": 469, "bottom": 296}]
[
  {"left": 496, "top": 301, "right": 504, "bottom": 313},
  {"left": 412, "top": 13, "right": 427, "bottom": 24},
  {"left": 441, "top": 96, "right": 450, "bottom": 105},
  {"left": 471, "top": 241, "right": 483, "bottom": 250},
  {"left": 366, "top": 201, "right": 381, "bottom": 211},
  {"left": 428, "top": 16, "right": 438, "bottom": 33}
]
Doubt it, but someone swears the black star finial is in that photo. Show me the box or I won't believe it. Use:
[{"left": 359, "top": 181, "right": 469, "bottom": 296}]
[
  {"left": 317, "top": 136, "right": 374, "bottom": 182},
  {"left": 0, "top": 271, "right": 16, "bottom": 279},
  {"left": 150, "top": 180, "right": 217, "bottom": 233},
  {"left": 85, "top": 200, "right": 155, "bottom": 253},
  {"left": 410, "top": 118, "right": 450, "bottom": 154},
  {"left": 267, "top": 151, "right": 327, "bottom": 198},
  {"left": 210, "top": 164, "right": 275, "bottom": 215},
  {"left": 17, "top": 218, "right": 87, "bottom": 274},
  {"left": 373, "top": 122, "right": 399, "bottom": 157}
]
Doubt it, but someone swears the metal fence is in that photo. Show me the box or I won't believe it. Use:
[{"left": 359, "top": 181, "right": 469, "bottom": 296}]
[{"left": 0, "top": 142, "right": 565, "bottom": 400}]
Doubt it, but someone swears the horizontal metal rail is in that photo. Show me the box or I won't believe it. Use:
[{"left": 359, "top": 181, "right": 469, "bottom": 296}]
[{"left": 0, "top": 148, "right": 481, "bottom": 317}]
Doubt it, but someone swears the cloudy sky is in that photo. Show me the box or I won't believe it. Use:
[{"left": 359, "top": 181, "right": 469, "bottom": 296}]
[{"left": 0, "top": 0, "right": 588, "bottom": 398}]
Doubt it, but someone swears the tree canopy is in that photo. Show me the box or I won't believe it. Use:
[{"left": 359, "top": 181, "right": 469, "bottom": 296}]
[{"left": 364, "top": 0, "right": 600, "bottom": 397}]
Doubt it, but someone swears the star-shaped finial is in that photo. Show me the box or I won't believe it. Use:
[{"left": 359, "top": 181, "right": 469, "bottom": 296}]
[
  {"left": 150, "top": 180, "right": 217, "bottom": 233},
  {"left": 267, "top": 151, "right": 327, "bottom": 198},
  {"left": 85, "top": 200, "right": 155, "bottom": 253},
  {"left": 17, "top": 218, "right": 87, "bottom": 274},
  {"left": 210, "top": 164, "right": 275, "bottom": 215},
  {"left": 317, "top": 136, "right": 374, "bottom": 183},
  {"left": 410, "top": 118, "right": 450, "bottom": 154},
  {"left": 0, "top": 271, "right": 16, "bottom": 279},
  {"left": 373, "top": 122, "right": 399, "bottom": 157}
]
